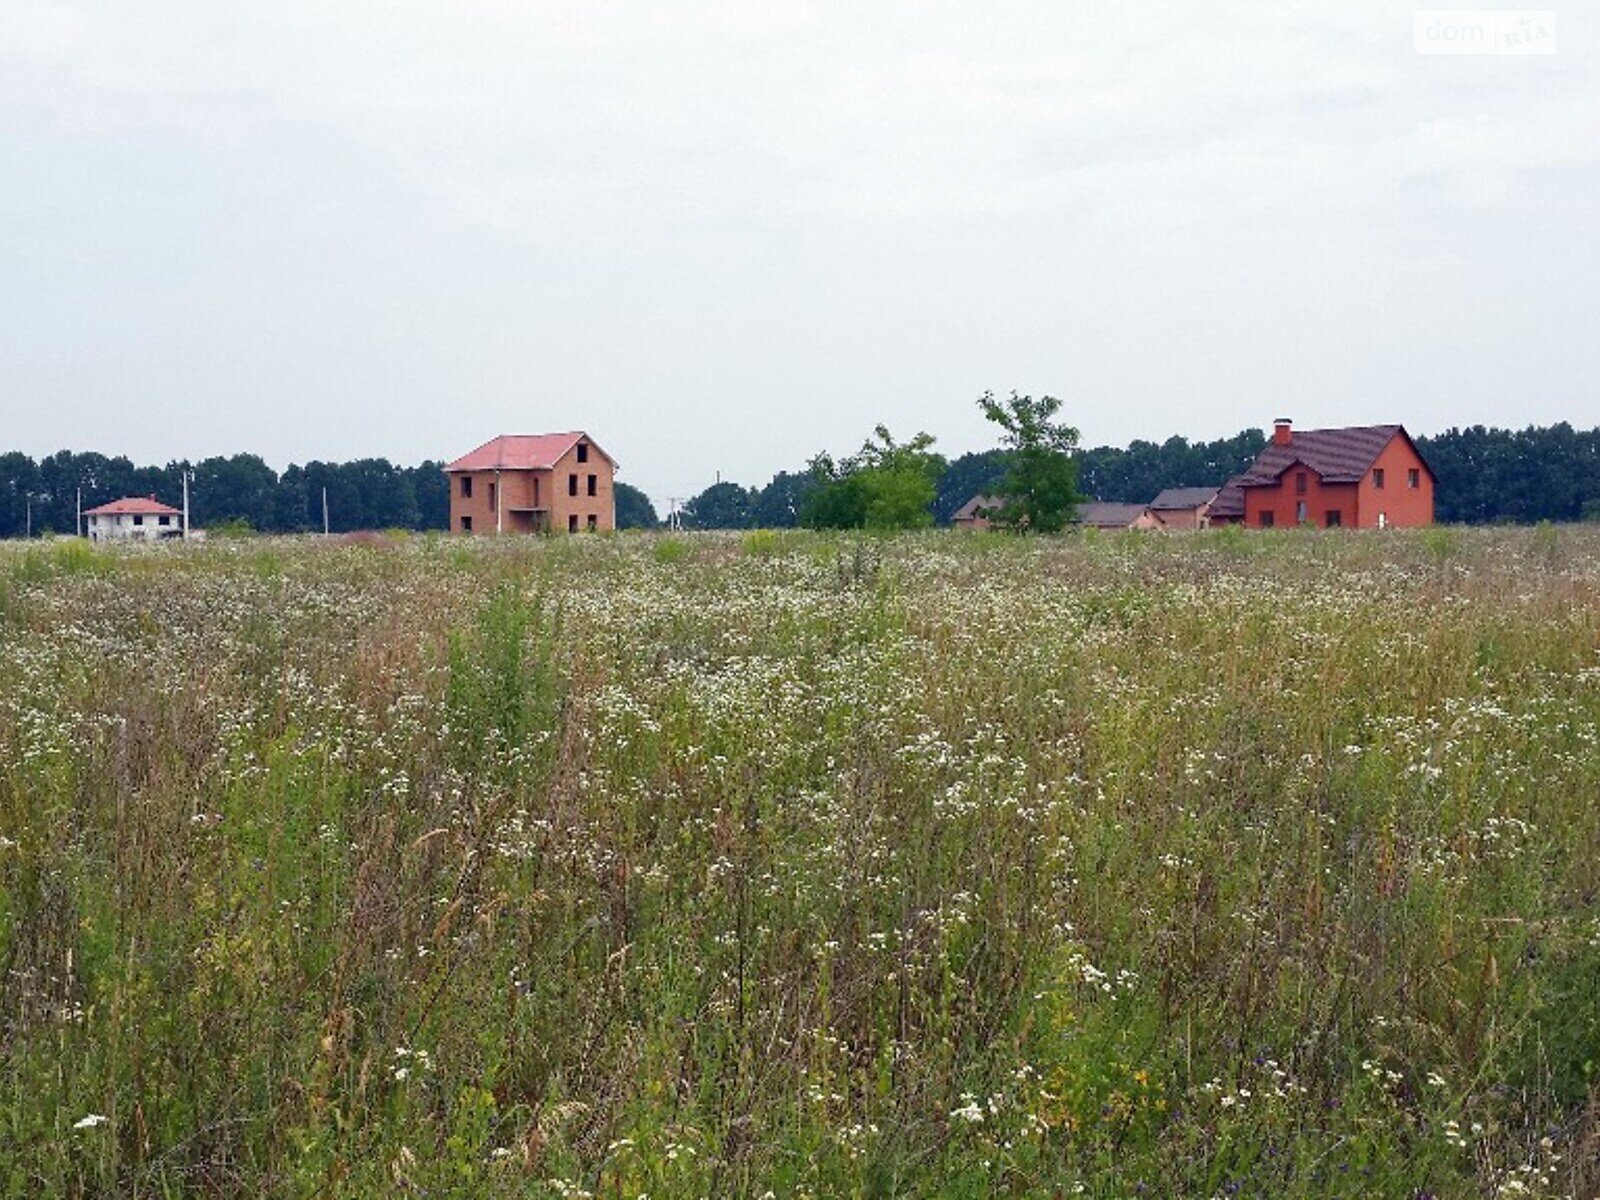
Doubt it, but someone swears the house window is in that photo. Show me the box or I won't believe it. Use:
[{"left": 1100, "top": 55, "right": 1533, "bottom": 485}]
[
  {"left": 568, "top": 514, "right": 578, "bottom": 533},
  {"left": 586, "top": 474, "right": 597, "bottom": 497},
  {"left": 1296, "top": 500, "right": 1307, "bottom": 524},
  {"left": 587, "top": 514, "right": 597, "bottom": 531},
  {"left": 577, "top": 443, "right": 589, "bottom": 464},
  {"left": 1373, "top": 468, "right": 1385, "bottom": 489},
  {"left": 533, "top": 478, "right": 540, "bottom": 506},
  {"left": 460, "top": 476, "right": 472, "bottom": 499},
  {"left": 568, "top": 474, "right": 578, "bottom": 496},
  {"left": 1325, "top": 510, "right": 1342, "bottom": 527},
  {"left": 461, "top": 515, "right": 472, "bottom": 532},
  {"left": 1258, "top": 511, "right": 1274, "bottom": 528},
  {"left": 1295, "top": 472, "right": 1307, "bottom": 495},
  {"left": 488, "top": 481, "right": 497, "bottom": 510},
  {"left": 133, "top": 514, "right": 144, "bottom": 526},
  {"left": 158, "top": 515, "right": 170, "bottom": 526},
  {"left": 1408, "top": 468, "right": 1420, "bottom": 489}
]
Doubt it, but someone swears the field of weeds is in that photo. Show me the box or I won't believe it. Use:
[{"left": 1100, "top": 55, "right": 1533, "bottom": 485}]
[{"left": 2, "top": 527, "right": 1599, "bottom": 1198}]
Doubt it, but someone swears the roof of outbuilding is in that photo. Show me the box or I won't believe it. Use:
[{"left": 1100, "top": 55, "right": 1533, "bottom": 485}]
[
  {"left": 952, "top": 494, "right": 1002, "bottom": 520},
  {"left": 1076, "top": 501, "right": 1150, "bottom": 528},
  {"left": 84, "top": 496, "right": 182, "bottom": 516},
  {"left": 1149, "top": 486, "right": 1219, "bottom": 510},
  {"left": 444, "top": 433, "right": 615, "bottom": 473},
  {"left": 1210, "top": 425, "right": 1427, "bottom": 519}
]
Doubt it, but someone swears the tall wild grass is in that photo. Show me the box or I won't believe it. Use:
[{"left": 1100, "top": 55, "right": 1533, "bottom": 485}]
[{"left": 2, "top": 528, "right": 1598, "bottom": 1197}]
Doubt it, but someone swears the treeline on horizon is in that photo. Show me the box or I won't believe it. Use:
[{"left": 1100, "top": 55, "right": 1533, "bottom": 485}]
[
  {"left": 675, "top": 422, "right": 1600, "bottom": 529},
  {"left": 0, "top": 452, "right": 661, "bottom": 538},
  {"left": 1, "top": 422, "right": 1597, "bottom": 538}
]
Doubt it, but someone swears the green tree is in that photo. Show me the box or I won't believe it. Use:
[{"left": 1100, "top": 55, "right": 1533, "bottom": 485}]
[
  {"left": 0, "top": 452, "right": 40, "bottom": 537},
  {"left": 750, "top": 470, "right": 819, "bottom": 528},
  {"left": 799, "top": 455, "right": 869, "bottom": 529},
  {"left": 975, "top": 391, "right": 1084, "bottom": 532},
  {"left": 192, "top": 454, "right": 279, "bottom": 530},
  {"left": 614, "top": 482, "right": 659, "bottom": 529},
  {"left": 682, "top": 481, "right": 755, "bottom": 529},
  {"left": 801, "top": 426, "right": 945, "bottom": 530},
  {"left": 410, "top": 461, "right": 451, "bottom": 530}
]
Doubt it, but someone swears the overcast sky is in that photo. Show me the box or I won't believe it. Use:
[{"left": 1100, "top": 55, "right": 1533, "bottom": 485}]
[{"left": 2, "top": 2, "right": 1596, "bottom": 507}]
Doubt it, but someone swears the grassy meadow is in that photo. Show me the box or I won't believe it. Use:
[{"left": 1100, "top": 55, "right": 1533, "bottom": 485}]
[{"left": 2, "top": 527, "right": 1599, "bottom": 1198}]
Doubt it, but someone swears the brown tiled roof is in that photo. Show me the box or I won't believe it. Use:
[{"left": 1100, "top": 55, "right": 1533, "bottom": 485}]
[
  {"left": 1210, "top": 425, "right": 1426, "bottom": 519},
  {"left": 1076, "top": 502, "right": 1149, "bottom": 528},
  {"left": 952, "top": 493, "right": 1002, "bottom": 521},
  {"left": 1149, "top": 486, "right": 1219, "bottom": 511},
  {"left": 445, "top": 433, "right": 615, "bottom": 473},
  {"left": 1209, "top": 480, "right": 1249, "bottom": 520}
]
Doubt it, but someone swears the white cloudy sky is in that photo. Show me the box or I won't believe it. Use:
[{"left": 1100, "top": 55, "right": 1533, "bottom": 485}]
[{"left": 2, "top": 2, "right": 1596, "bottom": 506}]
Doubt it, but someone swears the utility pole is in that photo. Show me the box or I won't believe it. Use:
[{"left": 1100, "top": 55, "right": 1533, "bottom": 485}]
[
  {"left": 76, "top": 487, "right": 82, "bottom": 538},
  {"left": 25, "top": 497, "right": 31, "bottom": 539},
  {"left": 322, "top": 486, "right": 330, "bottom": 535},
  {"left": 181, "top": 471, "right": 191, "bottom": 539}
]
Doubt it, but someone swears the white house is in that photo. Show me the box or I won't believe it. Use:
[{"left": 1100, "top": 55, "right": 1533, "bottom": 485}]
[{"left": 84, "top": 496, "right": 186, "bottom": 542}]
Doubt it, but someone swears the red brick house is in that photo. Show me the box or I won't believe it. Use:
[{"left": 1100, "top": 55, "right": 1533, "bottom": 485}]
[
  {"left": 1209, "top": 420, "right": 1434, "bottom": 529},
  {"left": 445, "top": 432, "right": 617, "bottom": 534}
]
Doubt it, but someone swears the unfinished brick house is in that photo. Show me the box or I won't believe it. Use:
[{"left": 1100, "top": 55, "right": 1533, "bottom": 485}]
[
  {"left": 445, "top": 433, "right": 616, "bottom": 534},
  {"left": 1209, "top": 420, "right": 1434, "bottom": 529}
]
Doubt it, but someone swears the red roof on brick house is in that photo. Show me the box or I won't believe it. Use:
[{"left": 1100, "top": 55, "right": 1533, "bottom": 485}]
[
  {"left": 1210, "top": 425, "right": 1432, "bottom": 521},
  {"left": 84, "top": 496, "right": 182, "bottom": 516},
  {"left": 444, "top": 433, "right": 616, "bottom": 473}
]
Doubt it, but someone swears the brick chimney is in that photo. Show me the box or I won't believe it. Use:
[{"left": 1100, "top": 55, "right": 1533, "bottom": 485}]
[{"left": 1273, "top": 418, "right": 1292, "bottom": 447}]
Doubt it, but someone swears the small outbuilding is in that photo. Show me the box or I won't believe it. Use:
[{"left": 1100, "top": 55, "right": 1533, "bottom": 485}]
[
  {"left": 1075, "top": 502, "right": 1159, "bottom": 530},
  {"left": 952, "top": 494, "right": 1003, "bottom": 530},
  {"left": 1147, "top": 487, "right": 1219, "bottom": 530}
]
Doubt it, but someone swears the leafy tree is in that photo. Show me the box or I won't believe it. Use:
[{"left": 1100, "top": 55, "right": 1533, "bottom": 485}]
[
  {"left": 275, "top": 464, "right": 312, "bottom": 530},
  {"left": 0, "top": 452, "right": 41, "bottom": 537},
  {"left": 682, "top": 481, "right": 756, "bottom": 530},
  {"left": 614, "top": 482, "right": 658, "bottom": 529},
  {"left": 975, "top": 391, "right": 1083, "bottom": 532},
  {"left": 799, "top": 458, "right": 870, "bottom": 529},
  {"left": 1073, "top": 429, "right": 1264, "bottom": 504},
  {"left": 409, "top": 462, "right": 451, "bottom": 530},
  {"left": 801, "top": 426, "right": 946, "bottom": 530},
  {"left": 750, "top": 470, "right": 819, "bottom": 528},
  {"left": 192, "top": 454, "right": 278, "bottom": 530},
  {"left": 1416, "top": 424, "right": 1600, "bottom": 524}
]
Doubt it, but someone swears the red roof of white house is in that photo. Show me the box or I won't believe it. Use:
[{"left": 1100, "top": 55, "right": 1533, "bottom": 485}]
[
  {"left": 84, "top": 495, "right": 182, "bottom": 516},
  {"left": 444, "top": 433, "right": 616, "bottom": 473}
]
